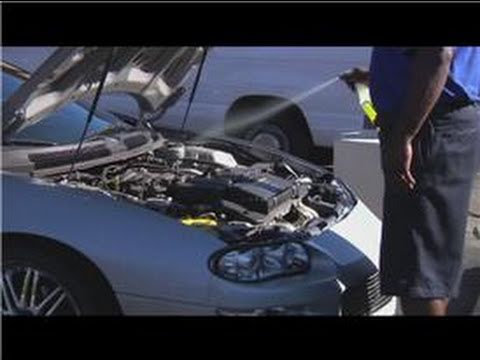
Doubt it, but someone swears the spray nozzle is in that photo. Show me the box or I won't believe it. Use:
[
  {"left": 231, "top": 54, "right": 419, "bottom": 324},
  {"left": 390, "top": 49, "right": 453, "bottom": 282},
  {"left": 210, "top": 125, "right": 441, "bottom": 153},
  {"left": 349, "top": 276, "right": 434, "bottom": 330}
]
[
  {"left": 339, "top": 67, "right": 370, "bottom": 88},
  {"left": 339, "top": 68, "right": 377, "bottom": 126}
]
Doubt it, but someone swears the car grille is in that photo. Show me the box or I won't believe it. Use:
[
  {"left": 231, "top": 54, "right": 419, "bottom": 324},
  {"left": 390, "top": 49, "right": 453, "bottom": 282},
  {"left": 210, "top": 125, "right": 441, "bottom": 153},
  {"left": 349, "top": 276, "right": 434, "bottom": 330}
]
[{"left": 341, "top": 272, "right": 392, "bottom": 316}]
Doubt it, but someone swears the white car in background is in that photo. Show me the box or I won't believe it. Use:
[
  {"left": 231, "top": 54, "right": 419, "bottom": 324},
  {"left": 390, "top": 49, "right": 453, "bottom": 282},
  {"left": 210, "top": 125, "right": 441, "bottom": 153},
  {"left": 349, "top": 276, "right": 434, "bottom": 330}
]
[
  {"left": 4, "top": 47, "right": 371, "bottom": 159},
  {"left": 118, "top": 47, "right": 372, "bottom": 159},
  {"left": 181, "top": 47, "right": 371, "bottom": 157}
]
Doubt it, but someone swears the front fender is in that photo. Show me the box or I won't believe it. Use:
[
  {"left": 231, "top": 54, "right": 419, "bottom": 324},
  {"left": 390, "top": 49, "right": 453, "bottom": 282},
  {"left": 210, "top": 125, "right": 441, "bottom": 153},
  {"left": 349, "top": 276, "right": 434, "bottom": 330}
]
[{"left": 2, "top": 172, "right": 223, "bottom": 304}]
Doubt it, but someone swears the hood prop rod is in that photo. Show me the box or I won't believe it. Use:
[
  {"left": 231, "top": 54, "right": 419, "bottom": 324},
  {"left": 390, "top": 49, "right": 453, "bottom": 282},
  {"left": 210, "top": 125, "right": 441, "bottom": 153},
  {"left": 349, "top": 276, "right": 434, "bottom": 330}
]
[
  {"left": 67, "top": 47, "right": 116, "bottom": 179},
  {"left": 180, "top": 47, "right": 208, "bottom": 131}
]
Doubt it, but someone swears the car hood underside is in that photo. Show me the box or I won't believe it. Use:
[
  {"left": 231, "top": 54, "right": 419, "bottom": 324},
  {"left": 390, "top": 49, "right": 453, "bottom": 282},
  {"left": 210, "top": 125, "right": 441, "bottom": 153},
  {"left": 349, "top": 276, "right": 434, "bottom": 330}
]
[{"left": 3, "top": 47, "right": 204, "bottom": 138}]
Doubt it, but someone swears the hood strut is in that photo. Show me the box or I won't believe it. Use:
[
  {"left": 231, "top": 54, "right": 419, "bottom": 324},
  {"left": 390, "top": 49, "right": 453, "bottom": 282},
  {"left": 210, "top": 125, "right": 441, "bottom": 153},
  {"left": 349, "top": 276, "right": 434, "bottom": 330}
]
[
  {"left": 68, "top": 48, "right": 116, "bottom": 178},
  {"left": 180, "top": 47, "right": 208, "bottom": 131}
]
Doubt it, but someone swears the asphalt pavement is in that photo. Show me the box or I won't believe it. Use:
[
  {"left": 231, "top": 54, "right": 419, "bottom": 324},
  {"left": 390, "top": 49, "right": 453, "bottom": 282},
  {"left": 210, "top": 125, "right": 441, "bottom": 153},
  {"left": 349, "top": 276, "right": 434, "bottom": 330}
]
[{"left": 448, "top": 173, "right": 480, "bottom": 315}]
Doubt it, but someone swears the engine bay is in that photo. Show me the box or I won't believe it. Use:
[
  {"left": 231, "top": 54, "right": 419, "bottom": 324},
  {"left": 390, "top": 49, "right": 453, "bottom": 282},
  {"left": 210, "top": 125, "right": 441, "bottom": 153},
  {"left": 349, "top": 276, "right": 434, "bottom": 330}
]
[{"left": 53, "top": 141, "right": 356, "bottom": 244}]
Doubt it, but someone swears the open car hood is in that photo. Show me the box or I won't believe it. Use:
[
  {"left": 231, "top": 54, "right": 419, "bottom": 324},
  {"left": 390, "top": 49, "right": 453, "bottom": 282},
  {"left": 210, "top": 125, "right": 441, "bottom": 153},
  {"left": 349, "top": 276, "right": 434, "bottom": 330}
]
[{"left": 3, "top": 47, "right": 204, "bottom": 138}]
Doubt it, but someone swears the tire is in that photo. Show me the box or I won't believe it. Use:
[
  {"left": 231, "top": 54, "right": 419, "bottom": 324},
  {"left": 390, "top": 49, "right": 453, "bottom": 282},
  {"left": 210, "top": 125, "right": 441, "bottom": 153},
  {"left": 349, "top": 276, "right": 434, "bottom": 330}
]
[
  {"left": 2, "top": 240, "right": 120, "bottom": 316},
  {"left": 243, "top": 118, "right": 312, "bottom": 158},
  {"left": 244, "top": 123, "right": 291, "bottom": 151}
]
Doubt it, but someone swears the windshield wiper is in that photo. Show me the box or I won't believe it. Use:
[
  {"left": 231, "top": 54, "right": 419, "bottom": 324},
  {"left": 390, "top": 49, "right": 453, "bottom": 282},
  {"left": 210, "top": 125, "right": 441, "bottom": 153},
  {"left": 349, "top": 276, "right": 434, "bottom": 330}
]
[
  {"left": 108, "top": 110, "right": 138, "bottom": 127},
  {"left": 3, "top": 138, "right": 57, "bottom": 146},
  {"left": 85, "top": 125, "right": 126, "bottom": 140}
]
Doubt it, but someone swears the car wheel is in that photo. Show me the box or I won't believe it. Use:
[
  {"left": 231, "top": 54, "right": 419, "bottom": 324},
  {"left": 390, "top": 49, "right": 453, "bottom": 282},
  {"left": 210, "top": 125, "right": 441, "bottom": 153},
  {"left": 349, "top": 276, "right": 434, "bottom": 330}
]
[
  {"left": 1, "top": 242, "right": 119, "bottom": 316},
  {"left": 243, "top": 120, "right": 311, "bottom": 158},
  {"left": 244, "top": 123, "right": 291, "bottom": 152}
]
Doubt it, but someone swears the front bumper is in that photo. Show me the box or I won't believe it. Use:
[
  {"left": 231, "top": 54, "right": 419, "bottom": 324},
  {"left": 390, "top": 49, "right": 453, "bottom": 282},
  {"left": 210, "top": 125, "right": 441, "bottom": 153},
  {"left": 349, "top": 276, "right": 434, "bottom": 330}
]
[
  {"left": 340, "top": 271, "right": 395, "bottom": 316},
  {"left": 207, "top": 199, "right": 397, "bottom": 316},
  {"left": 117, "top": 200, "right": 397, "bottom": 316},
  {"left": 117, "top": 289, "right": 396, "bottom": 316}
]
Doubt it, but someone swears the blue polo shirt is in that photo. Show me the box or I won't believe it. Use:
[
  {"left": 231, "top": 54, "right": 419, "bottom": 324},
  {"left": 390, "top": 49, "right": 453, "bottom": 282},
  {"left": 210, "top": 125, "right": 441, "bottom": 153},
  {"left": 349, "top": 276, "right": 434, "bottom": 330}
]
[{"left": 370, "top": 47, "right": 480, "bottom": 114}]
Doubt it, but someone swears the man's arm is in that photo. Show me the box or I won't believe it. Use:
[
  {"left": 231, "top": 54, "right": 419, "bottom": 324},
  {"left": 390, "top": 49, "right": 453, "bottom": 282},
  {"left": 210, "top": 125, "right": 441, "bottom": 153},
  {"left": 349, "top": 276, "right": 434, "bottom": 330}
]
[
  {"left": 388, "top": 47, "right": 454, "bottom": 189},
  {"left": 394, "top": 47, "right": 454, "bottom": 140}
]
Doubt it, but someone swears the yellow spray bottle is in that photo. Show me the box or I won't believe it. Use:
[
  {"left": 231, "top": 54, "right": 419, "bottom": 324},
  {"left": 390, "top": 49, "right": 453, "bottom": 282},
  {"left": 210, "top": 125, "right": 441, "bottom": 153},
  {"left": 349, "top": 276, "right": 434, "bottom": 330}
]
[{"left": 354, "top": 82, "right": 378, "bottom": 127}]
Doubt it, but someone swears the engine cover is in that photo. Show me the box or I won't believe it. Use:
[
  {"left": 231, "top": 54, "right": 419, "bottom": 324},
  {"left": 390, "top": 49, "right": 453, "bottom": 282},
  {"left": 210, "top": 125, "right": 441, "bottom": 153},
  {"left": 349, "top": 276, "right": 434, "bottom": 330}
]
[
  {"left": 224, "top": 174, "right": 296, "bottom": 214},
  {"left": 167, "top": 165, "right": 307, "bottom": 223}
]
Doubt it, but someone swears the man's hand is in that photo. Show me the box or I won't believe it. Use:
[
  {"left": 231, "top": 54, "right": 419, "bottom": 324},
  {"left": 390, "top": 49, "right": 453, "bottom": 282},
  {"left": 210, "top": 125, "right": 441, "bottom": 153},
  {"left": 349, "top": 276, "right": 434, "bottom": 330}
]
[
  {"left": 383, "top": 134, "right": 416, "bottom": 191},
  {"left": 340, "top": 67, "right": 370, "bottom": 91}
]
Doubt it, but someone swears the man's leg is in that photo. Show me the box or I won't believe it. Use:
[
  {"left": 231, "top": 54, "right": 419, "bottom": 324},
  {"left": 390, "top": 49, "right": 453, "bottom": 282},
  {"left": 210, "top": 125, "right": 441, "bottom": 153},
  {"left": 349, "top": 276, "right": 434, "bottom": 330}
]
[{"left": 400, "top": 298, "right": 449, "bottom": 316}]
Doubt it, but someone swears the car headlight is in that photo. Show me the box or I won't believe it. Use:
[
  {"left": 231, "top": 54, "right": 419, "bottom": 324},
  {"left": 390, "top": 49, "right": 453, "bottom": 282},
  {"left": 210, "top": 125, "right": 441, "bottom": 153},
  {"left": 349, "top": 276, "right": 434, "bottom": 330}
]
[
  {"left": 209, "top": 241, "right": 310, "bottom": 283},
  {"left": 334, "top": 177, "right": 358, "bottom": 221}
]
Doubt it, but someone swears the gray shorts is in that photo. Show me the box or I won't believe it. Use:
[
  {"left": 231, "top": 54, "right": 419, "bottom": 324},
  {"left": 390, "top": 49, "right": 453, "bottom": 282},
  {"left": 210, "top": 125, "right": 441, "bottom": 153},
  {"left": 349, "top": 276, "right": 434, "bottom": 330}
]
[{"left": 379, "top": 104, "right": 480, "bottom": 299}]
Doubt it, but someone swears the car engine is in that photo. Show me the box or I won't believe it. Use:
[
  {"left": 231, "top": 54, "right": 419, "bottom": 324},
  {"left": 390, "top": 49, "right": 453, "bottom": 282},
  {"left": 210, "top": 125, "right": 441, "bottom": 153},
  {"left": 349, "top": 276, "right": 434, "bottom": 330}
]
[{"left": 54, "top": 141, "right": 356, "bottom": 244}]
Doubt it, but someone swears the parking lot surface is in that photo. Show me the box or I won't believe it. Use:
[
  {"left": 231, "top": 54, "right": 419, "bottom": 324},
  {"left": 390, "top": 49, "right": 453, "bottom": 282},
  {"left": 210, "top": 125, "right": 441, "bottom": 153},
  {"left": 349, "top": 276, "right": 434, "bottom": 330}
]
[{"left": 449, "top": 173, "right": 480, "bottom": 315}]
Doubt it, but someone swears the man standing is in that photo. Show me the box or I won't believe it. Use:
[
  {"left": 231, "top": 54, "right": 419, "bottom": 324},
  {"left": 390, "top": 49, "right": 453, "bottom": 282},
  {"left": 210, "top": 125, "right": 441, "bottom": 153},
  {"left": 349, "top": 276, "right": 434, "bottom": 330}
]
[{"left": 342, "top": 47, "right": 480, "bottom": 315}]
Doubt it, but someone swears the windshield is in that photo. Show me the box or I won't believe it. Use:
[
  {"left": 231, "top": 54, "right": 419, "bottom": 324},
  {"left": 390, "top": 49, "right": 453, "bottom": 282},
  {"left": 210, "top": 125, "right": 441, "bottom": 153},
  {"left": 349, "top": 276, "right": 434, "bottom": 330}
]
[{"left": 2, "top": 71, "right": 113, "bottom": 145}]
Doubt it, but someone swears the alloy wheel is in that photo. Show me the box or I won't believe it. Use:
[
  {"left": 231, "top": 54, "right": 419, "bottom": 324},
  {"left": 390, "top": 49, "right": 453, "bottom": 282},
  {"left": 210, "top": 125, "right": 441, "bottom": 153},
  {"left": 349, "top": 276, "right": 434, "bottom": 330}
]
[{"left": 1, "top": 266, "right": 81, "bottom": 316}]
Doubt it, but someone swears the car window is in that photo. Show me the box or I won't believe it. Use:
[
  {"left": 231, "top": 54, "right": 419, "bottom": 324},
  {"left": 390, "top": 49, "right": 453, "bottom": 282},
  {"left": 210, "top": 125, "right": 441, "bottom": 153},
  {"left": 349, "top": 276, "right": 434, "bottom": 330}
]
[{"left": 2, "top": 71, "right": 112, "bottom": 145}]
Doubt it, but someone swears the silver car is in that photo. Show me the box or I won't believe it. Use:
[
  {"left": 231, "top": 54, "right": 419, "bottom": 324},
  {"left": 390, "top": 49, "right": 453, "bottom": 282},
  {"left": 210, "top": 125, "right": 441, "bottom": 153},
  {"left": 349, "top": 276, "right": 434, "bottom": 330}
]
[{"left": 1, "top": 47, "right": 395, "bottom": 316}]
